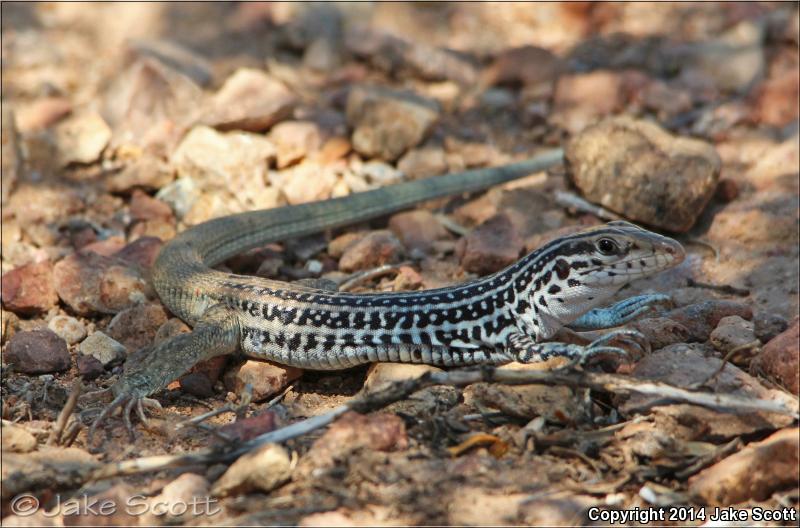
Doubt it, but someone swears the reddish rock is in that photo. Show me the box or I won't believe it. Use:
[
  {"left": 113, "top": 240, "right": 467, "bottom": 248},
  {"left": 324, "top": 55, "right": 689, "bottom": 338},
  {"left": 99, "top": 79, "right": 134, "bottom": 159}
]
[
  {"left": 269, "top": 120, "right": 323, "bottom": 168},
  {"left": 327, "top": 231, "right": 367, "bottom": 259},
  {"left": 105, "top": 302, "right": 169, "bottom": 351},
  {"left": 565, "top": 116, "right": 721, "bottom": 232},
  {"left": 130, "top": 189, "right": 174, "bottom": 222},
  {"left": 154, "top": 317, "right": 191, "bottom": 343},
  {"left": 482, "top": 45, "right": 561, "bottom": 94},
  {"left": 662, "top": 301, "right": 753, "bottom": 342},
  {"left": 224, "top": 360, "right": 303, "bottom": 402},
  {"left": 709, "top": 315, "right": 756, "bottom": 353},
  {"left": 77, "top": 354, "right": 105, "bottom": 380},
  {"left": 1, "top": 260, "right": 59, "bottom": 315},
  {"left": 752, "top": 320, "right": 799, "bottom": 395},
  {"left": 633, "top": 316, "right": 692, "bottom": 351},
  {"left": 4, "top": 329, "right": 70, "bottom": 374},
  {"left": 338, "top": 230, "right": 405, "bottom": 272},
  {"left": 15, "top": 96, "right": 72, "bottom": 133},
  {"left": 346, "top": 85, "right": 440, "bottom": 161},
  {"left": 62, "top": 483, "right": 139, "bottom": 527},
  {"left": 53, "top": 251, "right": 149, "bottom": 315},
  {"left": 302, "top": 412, "right": 408, "bottom": 471},
  {"left": 114, "top": 236, "right": 164, "bottom": 272},
  {"left": 397, "top": 147, "right": 448, "bottom": 180},
  {"left": 80, "top": 236, "right": 126, "bottom": 257},
  {"left": 689, "top": 428, "right": 799, "bottom": 506},
  {"left": 204, "top": 68, "right": 297, "bottom": 132},
  {"left": 457, "top": 213, "right": 523, "bottom": 275},
  {"left": 755, "top": 58, "right": 799, "bottom": 127},
  {"left": 217, "top": 411, "right": 278, "bottom": 443},
  {"left": 388, "top": 210, "right": 449, "bottom": 254},
  {"left": 552, "top": 70, "right": 625, "bottom": 133},
  {"left": 178, "top": 372, "right": 214, "bottom": 398}
]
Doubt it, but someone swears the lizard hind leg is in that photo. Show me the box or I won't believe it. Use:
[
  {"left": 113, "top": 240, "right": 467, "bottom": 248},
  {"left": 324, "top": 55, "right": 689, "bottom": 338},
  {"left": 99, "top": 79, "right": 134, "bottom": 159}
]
[{"left": 86, "top": 304, "right": 240, "bottom": 445}]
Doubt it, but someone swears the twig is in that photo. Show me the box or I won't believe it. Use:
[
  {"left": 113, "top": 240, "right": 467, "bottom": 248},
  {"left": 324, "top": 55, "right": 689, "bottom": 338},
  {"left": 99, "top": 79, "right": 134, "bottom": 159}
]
[
  {"left": 339, "top": 262, "right": 412, "bottom": 292},
  {"left": 435, "top": 214, "right": 470, "bottom": 237},
  {"left": 686, "top": 278, "right": 750, "bottom": 297},
  {"left": 72, "top": 366, "right": 798, "bottom": 486},
  {"left": 674, "top": 437, "right": 742, "bottom": 480},
  {"left": 690, "top": 340, "right": 762, "bottom": 390},
  {"left": 47, "top": 379, "right": 82, "bottom": 446},
  {"left": 554, "top": 191, "right": 622, "bottom": 221}
]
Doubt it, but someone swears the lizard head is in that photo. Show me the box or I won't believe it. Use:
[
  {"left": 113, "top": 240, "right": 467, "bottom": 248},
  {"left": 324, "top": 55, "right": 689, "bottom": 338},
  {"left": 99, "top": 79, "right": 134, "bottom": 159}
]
[{"left": 523, "top": 221, "right": 685, "bottom": 337}]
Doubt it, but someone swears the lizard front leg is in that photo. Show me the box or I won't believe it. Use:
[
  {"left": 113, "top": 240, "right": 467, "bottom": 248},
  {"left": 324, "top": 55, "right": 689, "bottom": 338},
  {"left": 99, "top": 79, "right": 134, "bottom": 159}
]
[
  {"left": 87, "top": 305, "right": 240, "bottom": 442},
  {"left": 567, "top": 294, "right": 671, "bottom": 331}
]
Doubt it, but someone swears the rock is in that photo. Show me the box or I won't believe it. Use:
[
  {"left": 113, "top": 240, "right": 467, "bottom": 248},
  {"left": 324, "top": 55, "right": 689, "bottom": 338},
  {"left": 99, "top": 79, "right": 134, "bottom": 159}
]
[
  {"left": 63, "top": 483, "right": 139, "bottom": 527},
  {"left": 328, "top": 231, "right": 367, "bottom": 259},
  {"left": 457, "top": 213, "right": 523, "bottom": 275},
  {"left": 752, "top": 320, "right": 799, "bottom": 395},
  {"left": 142, "top": 473, "right": 216, "bottom": 525},
  {"left": 171, "top": 125, "right": 276, "bottom": 211},
  {"left": 203, "top": 68, "right": 297, "bottom": 132},
  {"left": 363, "top": 363, "right": 444, "bottom": 393},
  {"left": 318, "top": 136, "right": 351, "bottom": 164},
  {"left": 212, "top": 443, "right": 292, "bottom": 496},
  {"left": 154, "top": 317, "right": 191, "bottom": 343},
  {"left": 357, "top": 160, "right": 404, "bottom": 187},
  {"left": 688, "top": 20, "right": 765, "bottom": 93},
  {"left": 106, "top": 302, "right": 168, "bottom": 351},
  {"left": 552, "top": 70, "right": 625, "bottom": 134},
  {"left": 1, "top": 260, "right": 59, "bottom": 315},
  {"left": 1, "top": 421, "right": 37, "bottom": 453},
  {"left": 130, "top": 189, "right": 174, "bottom": 222},
  {"left": 709, "top": 315, "right": 757, "bottom": 353},
  {"left": 565, "top": 116, "right": 721, "bottom": 232},
  {"left": 103, "top": 58, "right": 203, "bottom": 156},
  {"left": 661, "top": 301, "right": 753, "bottom": 342},
  {"left": 1, "top": 107, "right": 20, "bottom": 204},
  {"left": 155, "top": 176, "right": 198, "bottom": 220},
  {"left": 338, "top": 230, "right": 405, "bottom": 272},
  {"left": 15, "top": 96, "right": 72, "bottom": 133},
  {"left": 48, "top": 315, "right": 87, "bottom": 345},
  {"left": 640, "top": 80, "right": 694, "bottom": 119},
  {"left": 388, "top": 210, "right": 449, "bottom": 255},
  {"left": 53, "top": 251, "right": 149, "bottom": 315},
  {"left": 755, "top": 62, "right": 799, "bottom": 127},
  {"left": 178, "top": 373, "right": 214, "bottom": 398},
  {"left": 79, "top": 331, "right": 127, "bottom": 367},
  {"left": 128, "top": 38, "right": 213, "bottom": 87},
  {"left": 347, "top": 85, "right": 440, "bottom": 161},
  {"left": 753, "top": 312, "right": 789, "bottom": 343},
  {"left": 105, "top": 155, "right": 174, "bottom": 193},
  {"left": 54, "top": 112, "right": 112, "bottom": 166},
  {"left": 76, "top": 354, "right": 104, "bottom": 381},
  {"left": 397, "top": 147, "right": 448, "bottom": 180},
  {"left": 633, "top": 317, "right": 692, "bottom": 351},
  {"left": 482, "top": 45, "right": 561, "bottom": 95},
  {"left": 113, "top": 237, "right": 164, "bottom": 272},
  {"left": 2, "top": 309, "right": 19, "bottom": 345},
  {"left": 269, "top": 120, "right": 323, "bottom": 168},
  {"left": 623, "top": 345, "right": 796, "bottom": 438},
  {"left": 4, "top": 329, "right": 70, "bottom": 374},
  {"left": 224, "top": 360, "right": 303, "bottom": 402},
  {"left": 689, "top": 428, "right": 799, "bottom": 506},
  {"left": 465, "top": 379, "right": 579, "bottom": 421},
  {"left": 217, "top": 411, "right": 277, "bottom": 444},
  {"left": 300, "top": 412, "right": 407, "bottom": 472},
  {"left": 271, "top": 160, "right": 337, "bottom": 205}
]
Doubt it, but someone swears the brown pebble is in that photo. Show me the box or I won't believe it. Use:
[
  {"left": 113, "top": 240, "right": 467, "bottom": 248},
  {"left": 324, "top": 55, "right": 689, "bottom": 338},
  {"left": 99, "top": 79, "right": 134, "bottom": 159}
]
[
  {"left": 457, "top": 213, "right": 523, "bottom": 275},
  {"left": 752, "top": 319, "right": 799, "bottom": 395},
  {"left": 1, "top": 260, "right": 59, "bottom": 315},
  {"left": 5, "top": 329, "right": 70, "bottom": 374}
]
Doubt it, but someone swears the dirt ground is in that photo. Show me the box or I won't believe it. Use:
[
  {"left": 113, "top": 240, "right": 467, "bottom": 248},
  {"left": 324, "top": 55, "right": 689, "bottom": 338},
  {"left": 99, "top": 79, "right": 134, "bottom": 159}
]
[{"left": 1, "top": 3, "right": 799, "bottom": 526}]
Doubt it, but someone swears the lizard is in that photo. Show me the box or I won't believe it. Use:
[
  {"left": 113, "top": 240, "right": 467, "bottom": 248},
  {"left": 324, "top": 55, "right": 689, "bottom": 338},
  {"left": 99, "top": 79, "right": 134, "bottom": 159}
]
[{"left": 88, "top": 148, "right": 685, "bottom": 437}]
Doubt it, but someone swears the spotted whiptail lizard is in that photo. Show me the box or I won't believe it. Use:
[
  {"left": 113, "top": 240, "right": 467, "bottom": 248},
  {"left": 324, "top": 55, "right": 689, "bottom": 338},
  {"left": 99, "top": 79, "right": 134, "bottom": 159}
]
[{"left": 89, "top": 148, "right": 685, "bottom": 435}]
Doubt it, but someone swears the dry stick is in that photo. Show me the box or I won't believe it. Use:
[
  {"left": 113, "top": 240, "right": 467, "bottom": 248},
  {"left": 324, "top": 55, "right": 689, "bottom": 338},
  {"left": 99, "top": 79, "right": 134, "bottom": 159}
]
[
  {"left": 686, "top": 277, "right": 750, "bottom": 297},
  {"left": 554, "top": 191, "right": 622, "bottom": 221},
  {"left": 47, "top": 379, "right": 83, "bottom": 446},
  {"left": 85, "top": 366, "right": 799, "bottom": 484}
]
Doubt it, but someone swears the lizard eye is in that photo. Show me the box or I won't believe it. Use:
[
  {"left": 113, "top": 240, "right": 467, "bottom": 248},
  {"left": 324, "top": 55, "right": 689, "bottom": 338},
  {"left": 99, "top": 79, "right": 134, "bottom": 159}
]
[{"left": 596, "top": 238, "right": 618, "bottom": 255}]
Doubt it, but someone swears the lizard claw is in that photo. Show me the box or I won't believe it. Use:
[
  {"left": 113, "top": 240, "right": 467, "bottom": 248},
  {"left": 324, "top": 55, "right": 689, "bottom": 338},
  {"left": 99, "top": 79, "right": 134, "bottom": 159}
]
[{"left": 86, "top": 383, "right": 162, "bottom": 448}]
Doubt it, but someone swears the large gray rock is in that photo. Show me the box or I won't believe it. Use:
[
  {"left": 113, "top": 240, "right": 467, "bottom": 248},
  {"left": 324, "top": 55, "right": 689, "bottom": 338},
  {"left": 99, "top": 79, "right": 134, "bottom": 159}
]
[{"left": 565, "top": 116, "right": 721, "bottom": 232}]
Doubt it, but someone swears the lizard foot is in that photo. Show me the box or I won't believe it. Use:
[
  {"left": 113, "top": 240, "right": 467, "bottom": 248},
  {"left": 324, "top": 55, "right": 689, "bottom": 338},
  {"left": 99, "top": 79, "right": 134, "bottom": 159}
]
[
  {"left": 578, "top": 329, "right": 650, "bottom": 365},
  {"left": 85, "top": 382, "right": 162, "bottom": 448}
]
